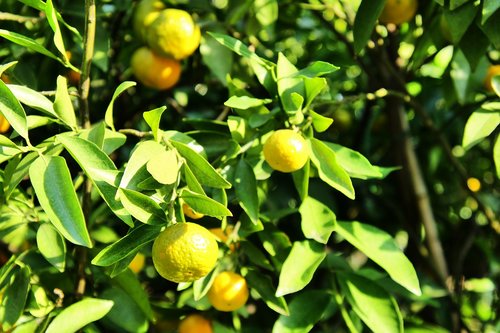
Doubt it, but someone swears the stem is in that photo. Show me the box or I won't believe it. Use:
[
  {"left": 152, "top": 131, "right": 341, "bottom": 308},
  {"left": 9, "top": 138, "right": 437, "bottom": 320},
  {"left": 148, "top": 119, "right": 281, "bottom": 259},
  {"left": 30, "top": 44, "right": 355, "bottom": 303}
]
[
  {"left": 0, "top": 12, "right": 41, "bottom": 23},
  {"left": 75, "top": 0, "right": 96, "bottom": 299},
  {"left": 332, "top": 277, "right": 359, "bottom": 333}
]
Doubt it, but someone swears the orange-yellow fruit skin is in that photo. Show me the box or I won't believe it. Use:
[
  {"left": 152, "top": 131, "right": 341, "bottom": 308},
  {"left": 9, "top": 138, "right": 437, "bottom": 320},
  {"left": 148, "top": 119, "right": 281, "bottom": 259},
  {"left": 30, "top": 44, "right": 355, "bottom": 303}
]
[
  {"left": 131, "top": 47, "right": 181, "bottom": 90},
  {"left": 182, "top": 203, "right": 204, "bottom": 220},
  {"left": 379, "top": 0, "right": 418, "bottom": 25},
  {"left": 484, "top": 65, "right": 500, "bottom": 92},
  {"left": 0, "top": 114, "right": 10, "bottom": 134},
  {"left": 210, "top": 226, "right": 238, "bottom": 252},
  {"left": 178, "top": 314, "right": 212, "bottom": 333},
  {"left": 128, "top": 252, "right": 146, "bottom": 273},
  {"left": 133, "top": 0, "right": 166, "bottom": 42},
  {"left": 263, "top": 129, "right": 309, "bottom": 173},
  {"left": 152, "top": 222, "right": 218, "bottom": 283},
  {"left": 207, "top": 271, "right": 249, "bottom": 312}
]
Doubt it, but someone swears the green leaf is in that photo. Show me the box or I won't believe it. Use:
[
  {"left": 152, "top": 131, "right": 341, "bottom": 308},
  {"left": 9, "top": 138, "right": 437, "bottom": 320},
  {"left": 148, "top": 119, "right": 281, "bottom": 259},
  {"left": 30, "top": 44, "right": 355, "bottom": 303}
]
[
  {"left": 180, "top": 189, "right": 233, "bottom": 219},
  {"left": 493, "top": 76, "right": 500, "bottom": 97},
  {"left": 36, "top": 223, "right": 66, "bottom": 272},
  {"left": 182, "top": 162, "right": 206, "bottom": 195},
  {"left": 45, "top": 298, "right": 114, "bottom": 333},
  {"left": 459, "top": 24, "right": 490, "bottom": 71},
  {"left": 325, "top": 142, "right": 383, "bottom": 179},
  {"left": 224, "top": 96, "right": 272, "bottom": 109},
  {"left": 337, "top": 272, "right": 403, "bottom": 333},
  {"left": 335, "top": 221, "right": 421, "bottom": 295},
  {"left": 405, "top": 325, "right": 451, "bottom": 333},
  {"left": 0, "top": 266, "right": 30, "bottom": 330},
  {"left": 143, "top": 106, "right": 166, "bottom": 142},
  {"left": 303, "top": 77, "right": 327, "bottom": 110},
  {"left": 100, "top": 287, "right": 148, "bottom": 333},
  {"left": 309, "top": 109, "right": 333, "bottom": 133},
  {"left": 482, "top": 0, "right": 500, "bottom": 24},
  {"left": 0, "top": 61, "right": 17, "bottom": 76},
  {"left": 254, "top": 0, "right": 278, "bottom": 26},
  {"left": 245, "top": 269, "right": 289, "bottom": 316},
  {"left": 53, "top": 76, "right": 77, "bottom": 128},
  {"left": 29, "top": 156, "right": 92, "bottom": 247},
  {"left": 299, "top": 196, "right": 336, "bottom": 244},
  {"left": 200, "top": 33, "right": 234, "bottom": 85},
  {"left": 480, "top": 10, "right": 500, "bottom": 49},
  {"left": 92, "top": 224, "right": 162, "bottom": 266},
  {"left": 276, "top": 240, "right": 326, "bottom": 297},
  {"left": 163, "top": 130, "right": 207, "bottom": 158},
  {"left": 462, "top": 109, "right": 500, "bottom": 150},
  {"left": 45, "top": 0, "right": 67, "bottom": 60},
  {"left": 353, "top": 0, "right": 386, "bottom": 53},
  {"left": 193, "top": 267, "right": 219, "bottom": 301},
  {"left": 240, "top": 241, "right": 273, "bottom": 270},
  {"left": 118, "top": 188, "right": 166, "bottom": 225},
  {"left": 272, "top": 290, "right": 332, "bottom": 333},
  {"left": 294, "top": 61, "right": 339, "bottom": 78},
  {"left": 146, "top": 148, "right": 179, "bottom": 185},
  {"left": 292, "top": 159, "right": 310, "bottom": 201},
  {"left": 104, "top": 81, "right": 136, "bottom": 131},
  {"left": 170, "top": 140, "right": 231, "bottom": 189},
  {"left": 7, "top": 84, "right": 57, "bottom": 118},
  {"left": 277, "top": 53, "right": 304, "bottom": 114},
  {"left": 309, "top": 138, "right": 355, "bottom": 199},
  {"left": 494, "top": 134, "right": 500, "bottom": 179},
  {"left": 0, "top": 80, "right": 29, "bottom": 141},
  {"left": 234, "top": 158, "right": 259, "bottom": 224},
  {"left": 0, "top": 29, "right": 59, "bottom": 61},
  {"left": 113, "top": 269, "right": 155, "bottom": 321},
  {"left": 57, "top": 134, "right": 132, "bottom": 226},
  {"left": 443, "top": 3, "right": 478, "bottom": 44}
]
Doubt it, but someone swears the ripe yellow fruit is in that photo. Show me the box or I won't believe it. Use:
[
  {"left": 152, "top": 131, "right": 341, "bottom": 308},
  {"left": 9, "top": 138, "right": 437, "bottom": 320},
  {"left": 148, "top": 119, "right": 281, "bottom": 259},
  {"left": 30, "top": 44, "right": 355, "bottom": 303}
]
[
  {"left": 152, "top": 222, "right": 218, "bottom": 283},
  {"left": 207, "top": 271, "right": 249, "bottom": 312},
  {"left": 145, "top": 9, "right": 201, "bottom": 60},
  {"left": 178, "top": 314, "right": 212, "bottom": 333},
  {"left": 133, "top": 0, "right": 165, "bottom": 42},
  {"left": 379, "top": 0, "right": 418, "bottom": 25},
  {"left": 263, "top": 129, "right": 309, "bottom": 173},
  {"left": 467, "top": 177, "right": 481, "bottom": 193},
  {"left": 484, "top": 64, "right": 500, "bottom": 92},
  {"left": 128, "top": 252, "right": 146, "bottom": 273},
  {"left": 131, "top": 47, "right": 181, "bottom": 90},
  {"left": 0, "top": 114, "right": 10, "bottom": 134},
  {"left": 182, "top": 203, "right": 204, "bottom": 220}
]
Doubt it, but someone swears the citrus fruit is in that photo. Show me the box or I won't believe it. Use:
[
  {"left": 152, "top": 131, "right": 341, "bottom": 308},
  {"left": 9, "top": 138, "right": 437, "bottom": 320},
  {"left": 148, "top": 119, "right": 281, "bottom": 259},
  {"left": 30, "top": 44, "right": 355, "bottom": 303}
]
[
  {"left": 133, "top": 0, "right": 165, "bottom": 42},
  {"left": 131, "top": 47, "right": 181, "bottom": 90},
  {"left": 209, "top": 225, "right": 238, "bottom": 252},
  {"left": 0, "top": 114, "right": 10, "bottom": 134},
  {"left": 145, "top": 9, "right": 201, "bottom": 60},
  {"left": 484, "top": 64, "right": 500, "bottom": 92},
  {"left": 379, "top": 0, "right": 418, "bottom": 25},
  {"left": 128, "top": 252, "right": 146, "bottom": 273},
  {"left": 178, "top": 314, "right": 212, "bottom": 333},
  {"left": 207, "top": 271, "right": 249, "bottom": 312},
  {"left": 182, "top": 203, "right": 204, "bottom": 220},
  {"left": 1, "top": 74, "right": 11, "bottom": 84},
  {"left": 263, "top": 129, "right": 309, "bottom": 173},
  {"left": 467, "top": 177, "right": 481, "bottom": 193},
  {"left": 152, "top": 222, "right": 218, "bottom": 283}
]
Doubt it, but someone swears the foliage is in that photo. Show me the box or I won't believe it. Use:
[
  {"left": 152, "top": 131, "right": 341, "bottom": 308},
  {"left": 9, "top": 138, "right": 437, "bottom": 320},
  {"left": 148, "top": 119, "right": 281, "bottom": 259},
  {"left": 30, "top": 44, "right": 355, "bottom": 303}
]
[{"left": 0, "top": 0, "right": 499, "bottom": 332}]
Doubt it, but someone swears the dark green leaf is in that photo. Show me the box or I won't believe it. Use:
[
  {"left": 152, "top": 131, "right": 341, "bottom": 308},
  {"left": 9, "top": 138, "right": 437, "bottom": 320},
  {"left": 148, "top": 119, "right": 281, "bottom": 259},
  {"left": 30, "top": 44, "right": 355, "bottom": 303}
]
[
  {"left": 443, "top": 3, "right": 478, "bottom": 44},
  {"left": 37, "top": 223, "right": 66, "bottom": 272},
  {"left": 45, "top": 298, "right": 114, "bottom": 333},
  {"left": 0, "top": 266, "right": 30, "bottom": 330},
  {"left": 245, "top": 269, "right": 289, "bottom": 316},
  {"left": 29, "top": 156, "right": 92, "bottom": 247},
  {"left": 240, "top": 241, "right": 273, "bottom": 270},
  {"left": 459, "top": 24, "right": 489, "bottom": 71},
  {"left": 200, "top": 33, "right": 234, "bottom": 85},
  {"left": 100, "top": 287, "right": 148, "bottom": 333},
  {"left": 235, "top": 158, "right": 259, "bottom": 224},
  {"left": 299, "top": 196, "right": 336, "bottom": 244},
  {"left": 0, "top": 80, "right": 29, "bottom": 141},
  {"left": 276, "top": 240, "right": 326, "bottom": 297},
  {"left": 113, "top": 269, "right": 155, "bottom": 321},
  {"left": 335, "top": 221, "right": 421, "bottom": 295},
  {"left": 118, "top": 188, "right": 166, "bottom": 225},
  {"left": 482, "top": 0, "right": 500, "bottom": 24},
  {"left": 353, "top": 0, "right": 386, "bottom": 53},
  {"left": 104, "top": 81, "right": 136, "bottom": 131},
  {"left": 0, "top": 29, "right": 59, "bottom": 61}
]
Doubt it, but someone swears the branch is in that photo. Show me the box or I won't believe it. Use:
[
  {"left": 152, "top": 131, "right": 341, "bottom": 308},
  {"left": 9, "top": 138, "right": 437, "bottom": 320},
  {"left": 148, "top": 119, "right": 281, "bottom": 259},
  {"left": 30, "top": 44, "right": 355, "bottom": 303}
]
[{"left": 0, "top": 12, "right": 41, "bottom": 24}]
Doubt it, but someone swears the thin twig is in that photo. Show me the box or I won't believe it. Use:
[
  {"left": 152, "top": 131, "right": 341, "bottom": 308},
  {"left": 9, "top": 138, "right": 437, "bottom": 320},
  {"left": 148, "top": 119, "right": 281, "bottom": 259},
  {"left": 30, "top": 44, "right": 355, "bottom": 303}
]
[
  {"left": 0, "top": 12, "right": 41, "bottom": 24},
  {"left": 118, "top": 128, "right": 153, "bottom": 139}
]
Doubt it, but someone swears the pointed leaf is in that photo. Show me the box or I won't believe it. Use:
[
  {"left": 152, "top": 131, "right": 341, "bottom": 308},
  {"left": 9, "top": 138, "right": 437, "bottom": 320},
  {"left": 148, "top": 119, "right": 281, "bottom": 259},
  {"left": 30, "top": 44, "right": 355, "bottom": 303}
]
[
  {"left": 100, "top": 287, "right": 148, "bottom": 333},
  {"left": 335, "top": 221, "right": 421, "bottom": 295},
  {"left": 104, "top": 81, "right": 136, "bottom": 131},
  {"left": 146, "top": 148, "right": 179, "bottom": 185},
  {"left": 0, "top": 80, "right": 29, "bottom": 141},
  {"left": 277, "top": 53, "right": 304, "bottom": 114},
  {"left": 299, "top": 196, "right": 336, "bottom": 244},
  {"left": 200, "top": 33, "right": 234, "bottom": 84},
  {"left": 353, "top": 0, "right": 386, "bottom": 53},
  {"left": 246, "top": 270, "right": 289, "bottom": 316},
  {"left": 0, "top": 29, "right": 59, "bottom": 61},
  {"left": 53, "top": 76, "right": 77, "bottom": 128},
  {"left": 7, "top": 84, "right": 57, "bottom": 118},
  {"left": 0, "top": 266, "right": 30, "bottom": 330},
  {"left": 113, "top": 269, "right": 155, "bottom": 321},
  {"left": 29, "top": 156, "right": 92, "bottom": 247},
  {"left": 309, "top": 138, "right": 355, "bottom": 199},
  {"left": 309, "top": 109, "right": 333, "bottom": 133},
  {"left": 36, "top": 223, "right": 66, "bottom": 272},
  {"left": 45, "top": 0, "right": 67, "bottom": 60},
  {"left": 45, "top": 298, "right": 114, "bottom": 333},
  {"left": 276, "top": 240, "right": 326, "bottom": 297},
  {"left": 180, "top": 189, "right": 232, "bottom": 218},
  {"left": 325, "top": 142, "right": 383, "bottom": 179},
  {"left": 225, "top": 96, "right": 272, "bottom": 109},
  {"left": 462, "top": 109, "right": 500, "bottom": 150},
  {"left": 118, "top": 188, "right": 166, "bottom": 225},
  {"left": 294, "top": 61, "right": 339, "bottom": 78},
  {"left": 143, "top": 106, "right": 166, "bottom": 142},
  {"left": 494, "top": 134, "right": 500, "bottom": 179},
  {"left": 234, "top": 158, "right": 259, "bottom": 224}
]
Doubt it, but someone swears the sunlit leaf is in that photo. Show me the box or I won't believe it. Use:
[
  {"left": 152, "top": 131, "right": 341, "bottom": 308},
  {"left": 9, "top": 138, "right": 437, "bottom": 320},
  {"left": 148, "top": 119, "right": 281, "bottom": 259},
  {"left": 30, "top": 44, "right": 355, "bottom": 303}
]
[{"left": 37, "top": 223, "right": 66, "bottom": 272}]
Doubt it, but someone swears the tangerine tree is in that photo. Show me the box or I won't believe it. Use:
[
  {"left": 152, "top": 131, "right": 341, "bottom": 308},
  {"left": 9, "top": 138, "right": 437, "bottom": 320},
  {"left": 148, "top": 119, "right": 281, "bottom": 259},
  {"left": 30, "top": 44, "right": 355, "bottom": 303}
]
[{"left": 0, "top": 0, "right": 499, "bottom": 333}]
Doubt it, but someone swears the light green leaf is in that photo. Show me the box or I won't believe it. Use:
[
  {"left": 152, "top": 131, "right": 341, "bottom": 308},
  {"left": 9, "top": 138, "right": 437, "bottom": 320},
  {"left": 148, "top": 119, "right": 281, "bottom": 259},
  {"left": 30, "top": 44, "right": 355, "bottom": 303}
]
[
  {"left": 246, "top": 270, "right": 289, "bottom": 316},
  {"left": 180, "top": 189, "right": 232, "bottom": 219},
  {"left": 335, "top": 221, "right": 421, "bottom": 295},
  {"left": 146, "top": 148, "right": 179, "bottom": 184},
  {"left": 36, "top": 223, "right": 66, "bottom": 272},
  {"left": 299, "top": 196, "right": 336, "bottom": 244},
  {"left": 277, "top": 53, "right": 304, "bottom": 114},
  {"left": 0, "top": 61, "right": 17, "bottom": 76},
  {"left": 309, "top": 138, "right": 355, "bottom": 199},
  {"left": 254, "top": 0, "right": 278, "bottom": 26},
  {"left": 450, "top": 50, "right": 471, "bottom": 104},
  {"left": 105, "top": 81, "right": 136, "bottom": 131},
  {"left": 53, "top": 76, "right": 77, "bottom": 128},
  {"left": 272, "top": 290, "right": 332, "bottom": 333},
  {"left": 200, "top": 34, "right": 233, "bottom": 85},
  {"left": 92, "top": 224, "right": 162, "bottom": 266},
  {"left": 304, "top": 77, "right": 326, "bottom": 110},
  {"left": 0, "top": 80, "right": 29, "bottom": 141},
  {"left": 235, "top": 158, "right": 259, "bottom": 224},
  {"left": 45, "top": 298, "right": 114, "bottom": 333},
  {"left": 0, "top": 29, "right": 59, "bottom": 61},
  {"left": 118, "top": 188, "right": 166, "bottom": 225},
  {"left": 100, "top": 287, "right": 148, "bottom": 333},
  {"left": 7, "top": 84, "right": 57, "bottom": 118},
  {"left": 193, "top": 268, "right": 219, "bottom": 301},
  {"left": 353, "top": 0, "right": 386, "bottom": 53},
  {"left": 462, "top": 109, "right": 500, "bottom": 149},
  {"left": 0, "top": 266, "right": 30, "bottom": 330},
  {"left": 405, "top": 325, "right": 451, "bottom": 333},
  {"left": 113, "top": 269, "right": 155, "bottom": 321},
  {"left": 325, "top": 142, "right": 383, "bottom": 179},
  {"left": 294, "top": 61, "right": 339, "bottom": 78},
  {"left": 493, "top": 76, "right": 500, "bottom": 97},
  {"left": 338, "top": 272, "right": 403, "bottom": 333},
  {"left": 170, "top": 140, "right": 231, "bottom": 189},
  {"left": 225, "top": 96, "right": 272, "bottom": 109},
  {"left": 276, "top": 240, "right": 326, "bottom": 297},
  {"left": 45, "top": 0, "right": 67, "bottom": 61},
  {"left": 29, "top": 156, "right": 92, "bottom": 247},
  {"left": 309, "top": 109, "right": 333, "bottom": 133},
  {"left": 494, "top": 134, "right": 500, "bottom": 179},
  {"left": 143, "top": 106, "right": 166, "bottom": 142}
]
